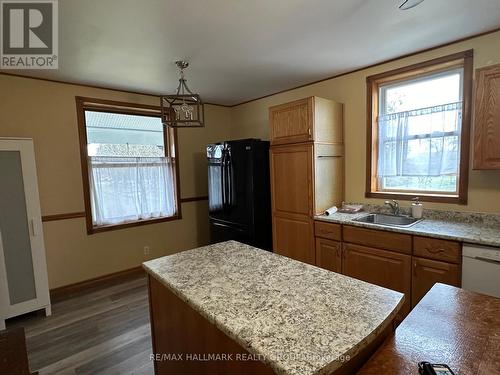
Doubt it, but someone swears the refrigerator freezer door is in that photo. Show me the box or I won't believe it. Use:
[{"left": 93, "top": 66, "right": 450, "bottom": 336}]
[{"left": 209, "top": 219, "right": 249, "bottom": 245}]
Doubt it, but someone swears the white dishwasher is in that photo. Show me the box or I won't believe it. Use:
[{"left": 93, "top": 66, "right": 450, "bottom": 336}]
[{"left": 462, "top": 244, "right": 500, "bottom": 298}]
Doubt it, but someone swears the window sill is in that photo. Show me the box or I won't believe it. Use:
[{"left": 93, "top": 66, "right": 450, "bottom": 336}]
[
  {"left": 365, "top": 191, "right": 466, "bottom": 205},
  {"left": 87, "top": 214, "right": 182, "bottom": 235}
]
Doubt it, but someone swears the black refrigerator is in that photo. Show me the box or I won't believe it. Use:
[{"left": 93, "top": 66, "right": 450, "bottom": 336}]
[{"left": 207, "top": 139, "right": 272, "bottom": 250}]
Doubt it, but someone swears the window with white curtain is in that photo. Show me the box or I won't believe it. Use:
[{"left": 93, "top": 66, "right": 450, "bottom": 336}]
[
  {"left": 366, "top": 51, "right": 473, "bottom": 204},
  {"left": 77, "top": 98, "right": 179, "bottom": 232},
  {"left": 378, "top": 69, "right": 463, "bottom": 194}
]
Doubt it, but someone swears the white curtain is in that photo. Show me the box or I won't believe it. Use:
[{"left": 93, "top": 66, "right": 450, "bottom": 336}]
[
  {"left": 89, "top": 156, "right": 177, "bottom": 226},
  {"left": 378, "top": 102, "right": 462, "bottom": 177}
]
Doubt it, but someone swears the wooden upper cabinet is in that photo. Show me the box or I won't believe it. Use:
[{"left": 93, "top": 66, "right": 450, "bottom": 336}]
[
  {"left": 270, "top": 98, "right": 312, "bottom": 145},
  {"left": 269, "top": 96, "right": 343, "bottom": 145},
  {"left": 474, "top": 63, "right": 500, "bottom": 169},
  {"left": 270, "top": 143, "right": 313, "bottom": 216}
]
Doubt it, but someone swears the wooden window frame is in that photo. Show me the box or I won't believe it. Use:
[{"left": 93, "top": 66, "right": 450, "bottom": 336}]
[
  {"left": 365, "top": 50, "right": 473, "bottom": 205},
  {"left": 75, "top": 96, "right": 182, "bottom": 234}
]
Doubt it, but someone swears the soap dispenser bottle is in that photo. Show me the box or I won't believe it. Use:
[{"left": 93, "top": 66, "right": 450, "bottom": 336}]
[{"left": 411, "top": 197, "right": 423, "bottom": 219}]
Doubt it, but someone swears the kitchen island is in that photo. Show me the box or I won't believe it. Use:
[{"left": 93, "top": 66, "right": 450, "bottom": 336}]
[{"left": 143, "top": 241, "right": 404, "bottom": 375}]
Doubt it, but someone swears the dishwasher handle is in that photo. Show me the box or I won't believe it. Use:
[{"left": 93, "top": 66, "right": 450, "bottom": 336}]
[
  {"left": 473, "top": 256, "right": 500, "bottom": 265},
  {"left": 463, "top": 244, "right": 500, "bottom": 263}
]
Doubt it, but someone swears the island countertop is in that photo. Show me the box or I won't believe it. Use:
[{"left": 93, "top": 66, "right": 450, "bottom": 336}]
[{"left": 143, "top": 240, "right": 404, "bottom": 375}]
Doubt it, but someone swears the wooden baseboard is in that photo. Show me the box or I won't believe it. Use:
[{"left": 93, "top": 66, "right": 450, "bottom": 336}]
[{"left": 50, "top": 266, "right": 145, "bottom": 301}]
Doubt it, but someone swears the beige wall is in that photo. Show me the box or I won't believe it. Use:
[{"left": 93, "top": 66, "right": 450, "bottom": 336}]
[
  {"left": 0, "top": 74, "right": 232, "bottom": 288},
  {"left": 230, "top": 31, "right": 500, "bottom": 214}
]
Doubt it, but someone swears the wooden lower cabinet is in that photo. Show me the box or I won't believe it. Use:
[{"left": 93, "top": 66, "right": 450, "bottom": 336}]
[
  {"left": 315, "top": 238, "right": 342, "bottom": 273},
  {"left": 412, "top": 257, "right": 460, "bottom": 307},
  {"left": 273, "top": 215, "right": 315, "bottom": 265},
  {"left": 148, "top": 276, "right": 275, "bottom": 375},
  {"left": 343, "top": 243, "right": 412, "bottom": 317},
  {"left": 313, "top": 221, "right": 463, "bottom": 318}
]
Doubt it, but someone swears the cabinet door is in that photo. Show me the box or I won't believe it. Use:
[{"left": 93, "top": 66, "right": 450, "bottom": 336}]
[
  {"left": 315, "top": 238, "right": 342, "bottom": 273},
  {"left": 474, "top": 64, "right": 500, "bottom": 169},
  {"left": 273, "top": 215, "right": 314, "bottom": 265},
  {"left": 270, "top": 144, "right": 313, "bottom": 216},
  {"left": 269, "top": 98, "right": 312, "bottom": 145},
  {"left": 343, "top": 243, "right": 411, "bottom": 316},
  {"left": 0, "top": 139, "right": 50, "bottom": 322},
  {"left": 412, "top": 257, "right": 460, "bottom": 307}
]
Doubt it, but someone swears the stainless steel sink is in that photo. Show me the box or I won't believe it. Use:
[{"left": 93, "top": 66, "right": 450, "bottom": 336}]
[{"left": 353, "top": 213, "right": 422, "bottom": 227}]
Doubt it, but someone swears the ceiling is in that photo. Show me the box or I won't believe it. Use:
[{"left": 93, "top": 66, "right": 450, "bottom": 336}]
[{"left": 5, "top": 0, "right": 500, "bottom": 106}]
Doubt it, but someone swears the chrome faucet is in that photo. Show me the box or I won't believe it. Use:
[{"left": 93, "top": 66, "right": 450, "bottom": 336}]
[{"left": 385, "top": 200, "right": 400, "bottom": 215}]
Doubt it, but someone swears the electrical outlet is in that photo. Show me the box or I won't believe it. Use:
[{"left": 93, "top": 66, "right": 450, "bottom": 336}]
[{"left": 143, "top": 246, "right": 150, "bottom": 256}]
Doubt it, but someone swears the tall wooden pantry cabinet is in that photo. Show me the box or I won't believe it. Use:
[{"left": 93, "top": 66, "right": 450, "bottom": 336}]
[
  {"left": 0, "top": 138, "right": 51, "bottom": 330},
  {"left": 269, "top": 97, "right": 344, "bottom": 264}
]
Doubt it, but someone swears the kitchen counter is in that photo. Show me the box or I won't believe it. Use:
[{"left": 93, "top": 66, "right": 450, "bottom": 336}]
[
  {"left": 315, "top": 211, "right": 500, "bottom": 248},
  {"left": 358, "top": 283, "right": 500, "bottom": 374},
  {"left": 143, "top": 240, "right": 404, "bottom": 375}
]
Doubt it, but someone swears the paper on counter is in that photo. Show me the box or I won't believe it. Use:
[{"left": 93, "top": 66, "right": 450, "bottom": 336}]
[{"left": 324, "top": 206, "right": 338, "bottom": 216}]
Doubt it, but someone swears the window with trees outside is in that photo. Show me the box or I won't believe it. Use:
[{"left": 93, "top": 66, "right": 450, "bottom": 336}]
[
  {"left": 366, "top": 51, "right": 473, "bottom": 204},
  {"left": 76, "top": 97, "right": 180, "bottom": 234}
]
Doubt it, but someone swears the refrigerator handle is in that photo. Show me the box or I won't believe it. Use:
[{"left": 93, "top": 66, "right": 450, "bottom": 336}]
[
  {"left": 226, "top": 148, "right": 232, "bottom": 206},
  {"left": 221, "top": 149, "right": 226, "bottom": 208}
]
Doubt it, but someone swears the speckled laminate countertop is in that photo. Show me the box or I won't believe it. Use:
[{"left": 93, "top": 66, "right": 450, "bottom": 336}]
[
  {"left": 315, "top": 212, "right": 500, "bottom": 248},
  {"left": 143, "top": 240, "right": 404, "bottom": 375}
]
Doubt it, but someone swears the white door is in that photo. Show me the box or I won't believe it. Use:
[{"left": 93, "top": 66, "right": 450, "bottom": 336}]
[{"left": 0, "top": 138, "right": 51, "bottom": 326}]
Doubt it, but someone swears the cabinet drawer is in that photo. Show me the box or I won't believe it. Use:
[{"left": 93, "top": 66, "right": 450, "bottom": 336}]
[
  {"left": 314, "top": 221, "right": 342, "bottom": 241},
  {"left": 413, "top": 236, "right": 461, "bottom": 264},
  {"left": 343, "top": 225, "right": 412, "bottom": 255}
]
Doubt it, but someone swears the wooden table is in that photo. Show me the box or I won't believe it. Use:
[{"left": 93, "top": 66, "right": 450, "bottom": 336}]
[{"left": 358, "top": 283, "right": 500, "bottom": 375}]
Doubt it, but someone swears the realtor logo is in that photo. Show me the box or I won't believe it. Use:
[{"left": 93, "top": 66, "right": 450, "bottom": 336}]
[{"left": 1, "top": 0, "right": 58, "bottom": 69}]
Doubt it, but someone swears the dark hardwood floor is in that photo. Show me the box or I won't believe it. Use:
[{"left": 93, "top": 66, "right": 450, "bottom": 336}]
[{"left": 7, "top": 274, "right": 153, "bottom": 375}]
